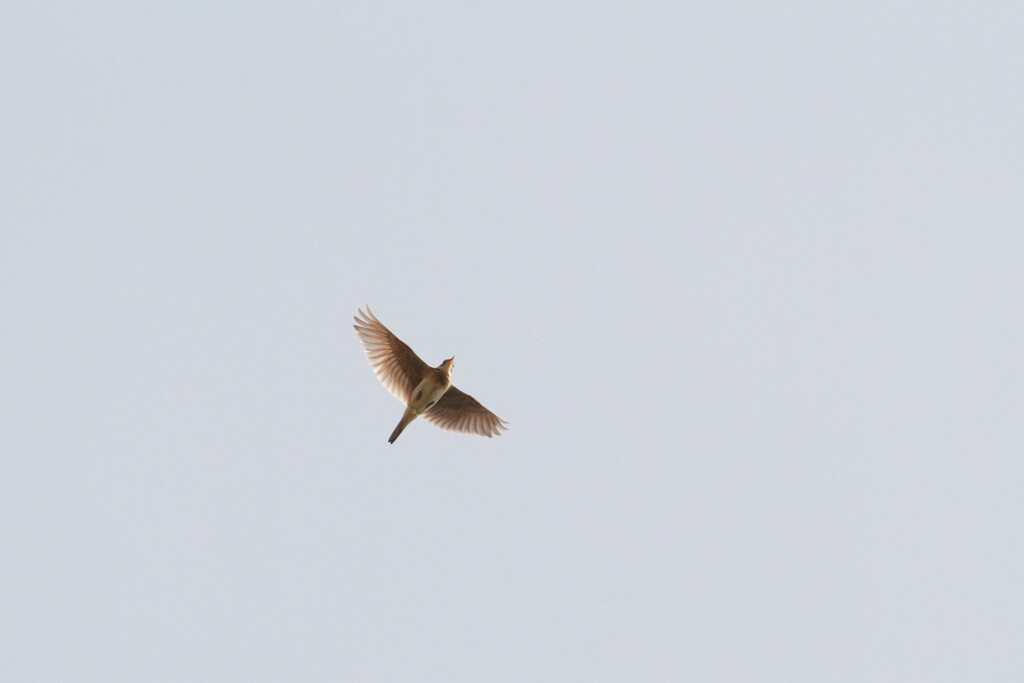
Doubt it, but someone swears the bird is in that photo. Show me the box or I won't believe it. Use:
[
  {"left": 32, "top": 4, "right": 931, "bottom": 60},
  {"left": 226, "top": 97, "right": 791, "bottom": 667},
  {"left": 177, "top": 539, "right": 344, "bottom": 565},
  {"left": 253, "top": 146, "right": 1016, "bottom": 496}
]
[{"left": 353, "top": 307, "right": 508, "bottom": 443}]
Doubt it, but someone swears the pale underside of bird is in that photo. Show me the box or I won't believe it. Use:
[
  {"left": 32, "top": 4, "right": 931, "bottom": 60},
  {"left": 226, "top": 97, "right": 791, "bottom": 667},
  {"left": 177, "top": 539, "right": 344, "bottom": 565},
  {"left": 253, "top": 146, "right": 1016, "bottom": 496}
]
[{"left": 353, "top": 307, "right": 508, "bottom": 443}]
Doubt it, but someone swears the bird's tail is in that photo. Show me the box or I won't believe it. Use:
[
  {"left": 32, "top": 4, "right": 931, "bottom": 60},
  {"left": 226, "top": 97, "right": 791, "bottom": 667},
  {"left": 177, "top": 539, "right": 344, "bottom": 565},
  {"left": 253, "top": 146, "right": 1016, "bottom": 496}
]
[{"left": 388, "top": 408, "right": 416, "bottom": 444}]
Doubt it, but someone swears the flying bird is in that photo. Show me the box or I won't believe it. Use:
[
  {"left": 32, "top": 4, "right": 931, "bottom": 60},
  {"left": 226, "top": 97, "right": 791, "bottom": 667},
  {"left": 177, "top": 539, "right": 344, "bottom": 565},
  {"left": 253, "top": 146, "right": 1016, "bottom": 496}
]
[{"left": 353, "top": 307, "right": 508, "bottom": 443}]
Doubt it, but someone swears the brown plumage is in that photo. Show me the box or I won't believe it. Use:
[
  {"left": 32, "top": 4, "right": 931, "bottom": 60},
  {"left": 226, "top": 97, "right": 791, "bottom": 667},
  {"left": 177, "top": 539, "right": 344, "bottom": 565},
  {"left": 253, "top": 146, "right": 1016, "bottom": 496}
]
[{"left": 353, "top": 307, "right": 508, "bottom": 443}]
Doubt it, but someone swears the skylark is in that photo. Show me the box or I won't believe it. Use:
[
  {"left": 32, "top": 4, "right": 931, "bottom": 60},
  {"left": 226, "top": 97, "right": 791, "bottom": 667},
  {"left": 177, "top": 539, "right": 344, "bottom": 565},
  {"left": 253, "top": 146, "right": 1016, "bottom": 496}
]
[{"left": 353, "top": 307, "right": 508, "bottom": 443}]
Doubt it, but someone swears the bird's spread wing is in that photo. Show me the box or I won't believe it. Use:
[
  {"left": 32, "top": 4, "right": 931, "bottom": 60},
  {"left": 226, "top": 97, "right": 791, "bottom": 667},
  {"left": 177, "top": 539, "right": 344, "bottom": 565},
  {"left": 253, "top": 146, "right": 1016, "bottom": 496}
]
[
  {"left": 424, "top": 386, "right": 507, "bottom": 438},
  {"left": 353, "top": 307, "right": 430, "bottom": 403}
]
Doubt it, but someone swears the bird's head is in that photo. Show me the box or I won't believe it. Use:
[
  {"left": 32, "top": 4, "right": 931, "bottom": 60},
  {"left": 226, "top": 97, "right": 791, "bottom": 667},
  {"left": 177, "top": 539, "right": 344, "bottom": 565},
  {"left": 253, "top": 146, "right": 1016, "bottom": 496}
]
[{"left": 440, "top": 357, "right": 455, "bottom": 377}]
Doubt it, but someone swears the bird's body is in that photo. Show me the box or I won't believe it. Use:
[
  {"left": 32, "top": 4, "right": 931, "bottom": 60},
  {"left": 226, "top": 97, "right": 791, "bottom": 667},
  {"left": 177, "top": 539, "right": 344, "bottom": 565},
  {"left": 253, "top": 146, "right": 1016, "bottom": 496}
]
[
  {"left": 388, "top": 362, "right": 453, "bottom": 443},
  {"left": 353, "top": 308, "right": 507, "bottom": 443}
]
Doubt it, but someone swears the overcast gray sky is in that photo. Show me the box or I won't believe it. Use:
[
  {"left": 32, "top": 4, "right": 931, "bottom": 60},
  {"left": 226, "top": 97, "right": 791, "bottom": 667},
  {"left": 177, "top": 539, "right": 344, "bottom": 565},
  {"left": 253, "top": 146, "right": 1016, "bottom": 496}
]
[{"left": 2, "top": 2, "right": 1022, "bottom": 681}]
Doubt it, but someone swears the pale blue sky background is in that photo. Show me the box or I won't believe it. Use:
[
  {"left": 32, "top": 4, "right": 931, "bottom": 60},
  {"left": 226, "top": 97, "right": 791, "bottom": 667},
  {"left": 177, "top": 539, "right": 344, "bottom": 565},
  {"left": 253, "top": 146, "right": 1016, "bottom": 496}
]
[{"left": 2, "top": 2, "right": 1022, "bottom": 681}]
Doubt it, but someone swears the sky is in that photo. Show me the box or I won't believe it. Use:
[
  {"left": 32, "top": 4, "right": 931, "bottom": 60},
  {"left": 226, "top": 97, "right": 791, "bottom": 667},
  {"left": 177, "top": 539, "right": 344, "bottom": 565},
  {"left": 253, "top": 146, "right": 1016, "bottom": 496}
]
[{"left": 2, "top": 2, "right": 1022, "bottom": 680}]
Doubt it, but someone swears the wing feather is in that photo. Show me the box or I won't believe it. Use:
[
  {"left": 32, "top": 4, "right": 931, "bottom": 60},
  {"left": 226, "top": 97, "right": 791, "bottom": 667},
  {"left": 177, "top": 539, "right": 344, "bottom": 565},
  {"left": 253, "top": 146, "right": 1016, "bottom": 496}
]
[
  {"left": 423, "top": 386, "right": 507, "bottom": 438},
  {"left": 353, "top": 307, "right": 429, "bottom": 403}
]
